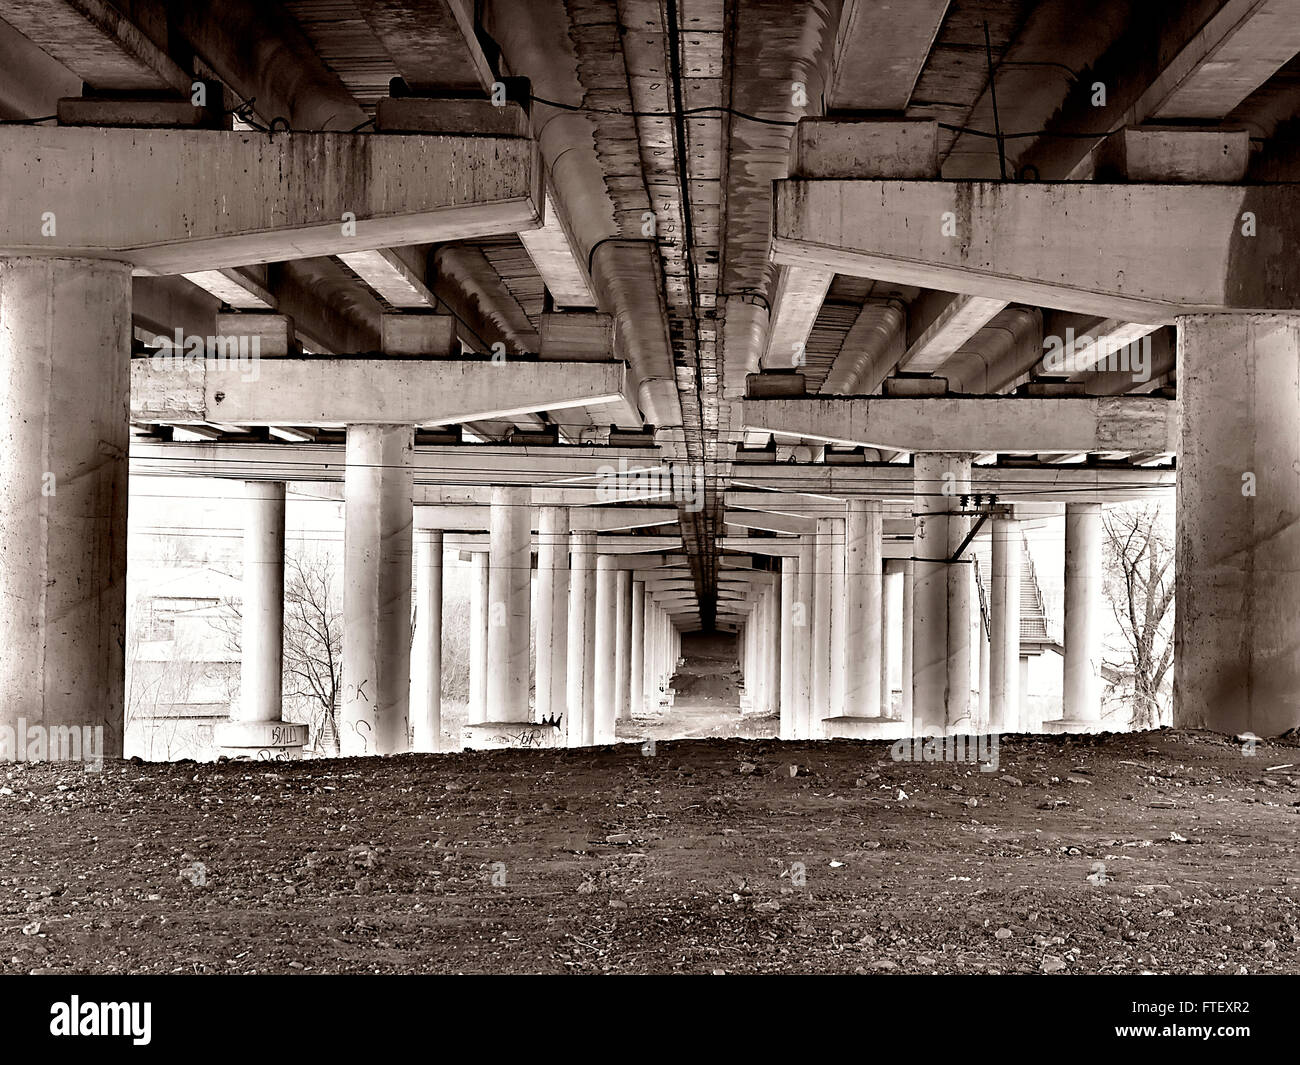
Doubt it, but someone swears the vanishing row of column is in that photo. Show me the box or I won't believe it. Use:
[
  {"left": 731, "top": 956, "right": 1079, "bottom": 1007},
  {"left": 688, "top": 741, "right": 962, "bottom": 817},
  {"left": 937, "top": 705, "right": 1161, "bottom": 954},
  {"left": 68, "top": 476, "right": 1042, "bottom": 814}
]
[
  {"left": 742, "top": 460, "right": 1106, "bottom": 739},
  {"left": 218, "top": 469, "right": 681, "bottom": 756}
]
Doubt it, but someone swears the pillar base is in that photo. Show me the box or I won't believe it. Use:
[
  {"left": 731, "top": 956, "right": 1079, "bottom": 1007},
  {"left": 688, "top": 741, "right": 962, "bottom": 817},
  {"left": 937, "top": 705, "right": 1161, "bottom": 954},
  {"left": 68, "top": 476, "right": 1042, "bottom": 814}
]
[
  {"left": 821, "top": 715, "right": 909, "bottom": 740},
  {"left": 462, "top": 721, "right": 563, "bottom": 750},
  {"left": 1040, "top": 718, "right": 1107, "bottom": 735},
  {"left": 214, "top": 720, "right": 309, "bottom": 759}
]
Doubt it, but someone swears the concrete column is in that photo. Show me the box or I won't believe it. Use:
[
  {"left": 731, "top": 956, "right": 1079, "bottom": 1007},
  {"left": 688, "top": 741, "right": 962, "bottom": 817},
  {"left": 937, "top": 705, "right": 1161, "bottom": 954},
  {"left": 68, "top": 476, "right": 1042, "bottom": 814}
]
[
  {"left": 410, "top": 529, "right": 444, "bottom": 752},
  {"left": 615, "top": 570, "right": 633, "bottom": 722},
  {"left": 642, "top": 595, "right": 657, "bottom": 711},
  {"left": 566, "top": 531, "right": 597, "bottom": 745},
  {"left": 534, "top": 507, "right": 570, "bottom": 725},
  {"left": 881, "top": 562, "right": 902, "bottom": 717},
  {"left": 978, "top": 610, "right": 991, "bottom": 729},
  {"left": 468, "top": 552, "right": 489, "bottom": 725},
  {"left": 0, "top": 258, "right": 130, "bottom": 759},
  {"left": 215, "top": 482, "right": 306, "bottom": 756},
  {"left": 592, "top": 556, "right": 620, "bottom": 743},
  {"left": 1176, "top": 314, "right": 1300, "bottom": 736},
  {"left": 840, "top": 499, "right": 883, "bottom": 720},
  {"left": 1019, "top": 655, "right": 1032, "bottom": 730},
  {"left": 484, "top": 487, "right": 532, "bottom": 723},
  {"left": 630, "top": 579, "right": 646, "bottom": 718},
  {"left": 780, "top": 557, "right": 798, "bottom": 737},
  {"left": 829, "top": 516, "right": 847, "bottom": 719},
  {"left": 811, "top": 518, "right": 836, "bottom": 732},
  {"left": 912, "top": 453, "right": 973, "bottom": 735},
  {"left": 902, "top": 561, "right": 915, "bottom": 731},
  {"left": 795, "top": 538, "right": 815, "bottom": 738},
  {"left": 1049, "top": 502, "right": 1104, "bottom": 732},
  {"left": 237, "top": 482, "right": 287, "bottom": 726},
  {"left": 988, "top": 517, "right": 1022, "bottom": 732},
  {"left": 341, "top": 424, "right": 414, "bottom": 755}
]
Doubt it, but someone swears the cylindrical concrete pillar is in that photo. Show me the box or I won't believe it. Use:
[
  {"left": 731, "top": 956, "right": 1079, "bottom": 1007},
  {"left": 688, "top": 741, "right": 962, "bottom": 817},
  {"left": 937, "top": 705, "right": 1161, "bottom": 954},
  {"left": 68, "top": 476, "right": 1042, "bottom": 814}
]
[
  {"left": 0, "top": 258, "right": 131, "bottom": 759},
  {"left": 237, "top": 482, "right": 286, "bottom": 726},
  {"left": 410, "top": 529, "right": 444, "bottom": 752},
  {"left": 1055, "top": 502, "right": 1103, "bottom": 730},
  {"left": 842, "top": 500, "right": 883, "bottom": 719},
  {"left": 902, "top": 561, "right": 915, "bottom": 731},
  {"left": 1176, "top": 314, "right": 1300, "bottom": 736},
  {"left": 217, "top": 482, "right": 307, "bottom": 757},
  {"left": 796, "top": 538, "right": 815, "bottom": 738},
  {"left": 829, "top": 516, "right": 847, "bottom": 719},
  {"left": 912, "top": 453, "right": 973, "bottom": 735},
  {"left": 881, "top": 562, "right": 902, "bottom": 717},
  {"left": 592, "top": 556, "right": 619, "bottom": 743},
  {"left": 535, "top": 507, "right": 570, "bottom": 725},
  {"left": 341, "top": 424, "right": 414, "bottom": 755},
  {"left": 485, "top": 487, "right": 531, "bottom": 723},
  {"left": 468, "top": 551, "right": 489, "bottom": 725},
  {"left": 566, "top": 531, "right": 597, "bottom": 745},
  {"left": 615, "top": 569, "right": 633, "bottom": 722},
  {"left": 630, "top": 579, "right": 646, "bottom": 717},
  {"left": 989, "top": 517, "right": 1022, "bottom": 732},
  {"left": 811, "top": 518, "right": 836, "bottom": 732},
  {"left": 780, "top": 557, "right": 798, "bottom": 737}
]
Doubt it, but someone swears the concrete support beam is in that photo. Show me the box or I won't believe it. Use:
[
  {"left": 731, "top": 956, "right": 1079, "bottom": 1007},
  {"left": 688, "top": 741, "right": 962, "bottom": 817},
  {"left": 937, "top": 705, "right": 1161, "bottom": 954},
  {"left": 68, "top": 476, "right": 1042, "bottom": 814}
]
[
  {"left": 899, "top": 295, "right": 1008, "bottom": 375},
  {"left": 828, "top": 0, "right": 951, "bottom": 111},
  {"left": 762, "top": 265, "right": 834, "bottom": 370},
  {"left": 535, "top": 507, "right": 570, "bottom": 726},
  {"left": 1176, "top": 314, "right": 1300, "bottom": 736},
  {"left": 410, "top": 529, "right": 444, "bottom": 752},
  {"left": 912, "top": 454, "right": 973, "bottom": 735},
  {"left": 729, "top": 463, "right": 1175, "bottom": 502},
  {"left": 743, "top": 396, "right": 1177, "bottom": 454},
  {"left": 341, "top": 425, "right": 414, "bottom": 755},
  {"left": 772, "top": 179, "right": 1300, "bottom": 320},
  {"left": 566, "top": 531, "right": 598, "bottom": 745},
  {"left": 132, "top": 357, "right": 629, "bottom": 427},
  {"left": 1, "top": 257, "right": 129, "bottom": 759},
  {"left": 485, "top": 487, "right": 532, "bottom": 724},
  {"left": 0, "top": 128, "right": 542, "bottom": 272},
  {"left": 988, "top": 518, "right": 1022, "bottom": 733}
]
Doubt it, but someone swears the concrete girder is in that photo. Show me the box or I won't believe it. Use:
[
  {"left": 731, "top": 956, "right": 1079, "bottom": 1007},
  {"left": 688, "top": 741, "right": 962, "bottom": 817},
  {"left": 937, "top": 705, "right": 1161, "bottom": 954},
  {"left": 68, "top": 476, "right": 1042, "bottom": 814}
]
[
  {"left": 0, "top": 0, "right": 191, "bottom": 94},
  {"left": 445, "top": 534, "right": 682, "bottom": 553},
  {"left": 731, "top": 463, "right": 1175, "bottom": 502},
  {"left": 131, "top": 357, "right": 628, "bottom": 427},
  {"left": 1141, "top": 0, "right": 1300, "bottom": 121},
  {"left": 743, "top": 396, "right": 1177, "bottom": 454},
  {"left": 0, "top": 127, "right": 543, "bottom": 273},
  {"left": 821, "top": 300, "right": 905, "bottom": 395},
  {"left": 411, "top": 505, "right": 677, "bottom": 532},
  {"left": 898, "top": 294, "right": 1008, "bottom": 375},
  {"left": 761, "top": 265, "right": 834, "bottom": 371},
  {"left": 828, "top": 0, "right": 951, "bottom": 112},
  {"left": 772, "top": 180, "right": 1300, "bottom": 320}
]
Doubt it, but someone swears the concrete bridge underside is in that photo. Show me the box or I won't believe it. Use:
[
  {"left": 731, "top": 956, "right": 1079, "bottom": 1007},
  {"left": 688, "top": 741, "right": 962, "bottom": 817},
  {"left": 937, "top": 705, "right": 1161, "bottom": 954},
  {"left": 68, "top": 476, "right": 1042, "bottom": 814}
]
[{"left": 2, "top": 0, "right": 1299, "bottom": 757}]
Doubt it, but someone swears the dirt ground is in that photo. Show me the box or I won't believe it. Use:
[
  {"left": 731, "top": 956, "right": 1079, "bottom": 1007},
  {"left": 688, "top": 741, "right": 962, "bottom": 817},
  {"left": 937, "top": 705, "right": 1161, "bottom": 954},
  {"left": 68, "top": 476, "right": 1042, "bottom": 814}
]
[{"left": 4, "top": 711, "right": 1300, "bottom": 974}]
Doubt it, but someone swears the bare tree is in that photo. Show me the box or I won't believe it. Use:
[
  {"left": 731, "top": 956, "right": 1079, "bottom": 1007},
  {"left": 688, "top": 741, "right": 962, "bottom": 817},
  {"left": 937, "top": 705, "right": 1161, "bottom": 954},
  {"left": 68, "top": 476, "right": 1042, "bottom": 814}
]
[
  {"left": 214, "top": 546, "right": 344, "bottom": 755},
  {"left": 1101, "top": 504, "right": 1175, "bottom": 729}
]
